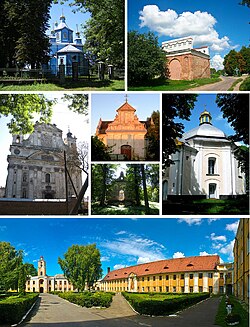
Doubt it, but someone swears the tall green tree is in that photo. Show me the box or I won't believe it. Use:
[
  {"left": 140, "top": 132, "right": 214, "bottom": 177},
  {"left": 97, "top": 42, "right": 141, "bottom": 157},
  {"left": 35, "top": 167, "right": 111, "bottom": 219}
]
[
  {"left": 58, "top": 244, "right": 102, "bottom": 291},
  {"left": 128, "top": 31, "right": 167, "bottom": 86},
  {"left": 0, "top": 94, "right": 55, "bottom": 134},
  {"left": 240, "top": 0, "right": 250, "bottom": 7},
  {"left": 239, "top": 46, "right": 250, "bottom": 74},
  {"left": 216, "top": 94, "right": 249, "bottom": 144},
  {"left": 145, "top": 110, "right": 160, "bottom": 161},
  {"left": 62, "top": 94, "right": 89, "bottom": 115},
  {"left": 91, "top": 136, "right": 112, "bottom": 161},
  {"left": 0, "top": 0, "right": 52, "bottom": 68},
  {"left": 162, "top": 94, "right": 197, "bottom": 169},
  {"left": 0, "top": 242, "right": 23, "bottom": 292},
  {"left": 223, "top": 50, "right": 246, "bottom": 75}
]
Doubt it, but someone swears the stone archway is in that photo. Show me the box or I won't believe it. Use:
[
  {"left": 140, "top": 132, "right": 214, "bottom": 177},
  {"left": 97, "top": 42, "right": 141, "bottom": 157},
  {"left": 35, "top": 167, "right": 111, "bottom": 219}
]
[{"left": 169, "top": 59, "right": 181, "bottom": 80}]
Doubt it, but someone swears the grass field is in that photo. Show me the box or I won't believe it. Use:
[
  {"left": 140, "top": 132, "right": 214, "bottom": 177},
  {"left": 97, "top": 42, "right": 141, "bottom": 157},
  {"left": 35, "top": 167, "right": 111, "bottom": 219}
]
[
  {"left": 91, "top": 201, "right": 159, "bottom": 215},
  {"left": 128, "top": 77, "right": 221, "bottom": 91},
  {"left": 239, "top": 76, "right": 250, "bottom": 90},
  {"left": 0, "top": 78, "right": 125, "bottom": 91},
  {"left": 163, "top": 197, "right": 249, "bottom": 215},
  {"left": 215, "top": 295, "right": 249, "bottom": 327}
]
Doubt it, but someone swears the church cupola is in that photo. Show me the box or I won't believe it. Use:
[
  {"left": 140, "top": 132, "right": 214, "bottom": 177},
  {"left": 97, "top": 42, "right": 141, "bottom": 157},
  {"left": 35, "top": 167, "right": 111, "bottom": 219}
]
[
  {"left": 60, "top": 13, "right": 66, "bottom": 24},
  {"left": 199, "top": 109, "right": 212, "bottom": 125},
  {"left": 75, "top": 25, "right": 82, "bottom": 44}
]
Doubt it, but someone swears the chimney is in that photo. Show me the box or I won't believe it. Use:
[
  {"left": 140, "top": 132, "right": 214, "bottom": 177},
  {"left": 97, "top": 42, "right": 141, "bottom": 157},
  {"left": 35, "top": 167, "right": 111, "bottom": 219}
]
[{"left": 107, "top": 267, "right": 110, "bottom": 273}]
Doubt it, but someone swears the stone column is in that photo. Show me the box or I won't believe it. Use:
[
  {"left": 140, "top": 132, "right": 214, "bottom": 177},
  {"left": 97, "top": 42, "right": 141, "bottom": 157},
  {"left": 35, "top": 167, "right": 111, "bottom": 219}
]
[
  {"left": 213, "top": 272, "right": 219, "bottom": 294},
  {"left": 203, "top": 273, "right": 208, "bottom": 292},
  {"left": 194, "top": 273, "right": 199, "bottom": 292},
  {"left": 184, "top": 273, "right": 189, "bottom": 293},
  {"left": 98, "top": 61, "right": 105, "bottom": 80}
]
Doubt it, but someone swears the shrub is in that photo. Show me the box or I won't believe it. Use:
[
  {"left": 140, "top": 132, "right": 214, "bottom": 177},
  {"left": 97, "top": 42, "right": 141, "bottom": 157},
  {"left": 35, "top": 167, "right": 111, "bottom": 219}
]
[
  {"left": 122, "top": 292, "right": 210, "bottom": 316},
  {"left": 0, "top": 293, "right": 38, "bottom": 324},
  {"left": 58, "top": 291, "right": 113, "bottom": 308},
  {"left": 225, "top": 313, "right": 241, "bottom": 324}
]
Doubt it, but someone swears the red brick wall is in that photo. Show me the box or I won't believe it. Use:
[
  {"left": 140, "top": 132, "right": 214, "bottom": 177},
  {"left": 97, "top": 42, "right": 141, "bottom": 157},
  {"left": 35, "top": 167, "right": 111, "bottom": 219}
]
[{"left": 167, "top": 53, "right": 210, "bottom": 80}]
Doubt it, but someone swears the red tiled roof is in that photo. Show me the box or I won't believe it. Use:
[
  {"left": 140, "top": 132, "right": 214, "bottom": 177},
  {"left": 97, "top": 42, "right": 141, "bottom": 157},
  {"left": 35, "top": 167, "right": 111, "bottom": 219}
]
[{"left": 103, "top": 255, "right": 220, "bottom": 281}]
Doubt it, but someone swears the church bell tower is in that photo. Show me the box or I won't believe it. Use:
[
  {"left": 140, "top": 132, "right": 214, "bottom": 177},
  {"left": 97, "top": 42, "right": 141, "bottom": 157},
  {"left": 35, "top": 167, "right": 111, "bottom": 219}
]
[{"left": 38, "top": 256, "right": 46, "bottom": 276}]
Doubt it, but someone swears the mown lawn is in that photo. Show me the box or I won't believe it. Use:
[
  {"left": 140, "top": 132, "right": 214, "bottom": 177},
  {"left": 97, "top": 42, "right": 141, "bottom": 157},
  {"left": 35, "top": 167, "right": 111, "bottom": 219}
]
[
  {"left": 91, "top": 201, "right": 159, "bottom": 215},
  {"left": 239, "top": 76, "right": 250, "bottom": 90},
  {"left": 163, "top": 197, "right": 249, "bottom": 215},
  {"left": 128, "top": 77, "right": 221, "bottom": 91},
  {"left": 0, "top": 78, "right": 124, "bottom": 91},
  {"left": 215, "top": 295, "right": 249, "bottom": 327}
]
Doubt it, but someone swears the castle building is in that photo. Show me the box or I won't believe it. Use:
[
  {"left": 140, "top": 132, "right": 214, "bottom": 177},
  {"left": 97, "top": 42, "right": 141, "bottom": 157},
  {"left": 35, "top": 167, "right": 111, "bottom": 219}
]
[
  {"left": 46, "top": 14, "right": 88, "bottom": 76},
  {"left": 234, "top": 218, "right": 249, "bottom": 305},
  {"left": 162, "top": 37, "right": 210, "bottom": 80},
  {"left": 5, "top": 122, "right": 82, "bottom": 200},
  {"left": 162, "top": 110, "right": 245, "bottom": 200},
  {"left": 95, "top": 100, "right": 153, "bottom": 160},
  {"left": 26, "top": 256, "right": 75, "bottom": 293},
  {"left": 100, "top": 255, "right": 233, "bottom": 294}
]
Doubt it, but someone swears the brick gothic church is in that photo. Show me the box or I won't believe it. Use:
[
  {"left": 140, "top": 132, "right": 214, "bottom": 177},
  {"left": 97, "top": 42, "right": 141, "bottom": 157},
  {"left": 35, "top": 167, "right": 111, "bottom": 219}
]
[
  {"left": 5, "top": 122, "right": 82, "bottom": 199},
  {"left": 162, "top": 36, "right": 210, "bottom": 80},
  {"left": 95, "top": 99, "right": 153, "bottom": 160}
]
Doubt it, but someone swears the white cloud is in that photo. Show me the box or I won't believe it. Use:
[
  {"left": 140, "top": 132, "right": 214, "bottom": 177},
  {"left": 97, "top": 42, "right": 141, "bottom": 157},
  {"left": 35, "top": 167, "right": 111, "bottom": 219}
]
[
  {"left": 101, "top": 232, "right": 166, "bottom": 264},
  {"left": 0, "top": 226, "right": 7, "bottom": 232},
  {"left": 219, "top": 240, "right": 235, "bottom": 260},
  {"left": 139, "top": 5, "right": 232, "bottom": 52},
  {"left": 208, "top": 218, "right": 220, "bottom": 223},
  {"left": 115, "top": 231, "right": 127, "bottom": 235},
  {"left": 210, "top": 232, "right": 227, "bottom": 242},
  {"left": 101, "top": 256, "right": 110, "bottom": 262},
  {"left": 211, "top": 55, "right": 224, "bottom": 71},
  {"left": 173, "top": 251, "right": 185, "bottom": 258},
  {"left": 226, "top": 221, "right": 239, "bottom": 234},
  {"left": 114, "top": 264, "right": 126, "bottom": 270},
  {"left": 178, "top": 218, "right": 202, "bottom": 226}
]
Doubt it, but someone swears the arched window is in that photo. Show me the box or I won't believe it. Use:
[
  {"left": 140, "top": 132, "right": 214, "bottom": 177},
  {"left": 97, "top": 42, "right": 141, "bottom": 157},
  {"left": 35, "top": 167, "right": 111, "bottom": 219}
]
[
  {"left": 23, "top": 173, "right": 27, "bottom": 182},
  {"left": 208, "top": 157, "right": 216, "bottom": 175},
  {"left": 45, "top": 173, "right": 51, "bottom": 183}
]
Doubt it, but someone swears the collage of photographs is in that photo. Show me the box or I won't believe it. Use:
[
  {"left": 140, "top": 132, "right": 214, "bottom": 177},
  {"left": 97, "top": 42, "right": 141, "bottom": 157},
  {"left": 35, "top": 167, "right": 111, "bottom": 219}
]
[{"left": 0, "top": 0, "right": 249, "bottom": 326}]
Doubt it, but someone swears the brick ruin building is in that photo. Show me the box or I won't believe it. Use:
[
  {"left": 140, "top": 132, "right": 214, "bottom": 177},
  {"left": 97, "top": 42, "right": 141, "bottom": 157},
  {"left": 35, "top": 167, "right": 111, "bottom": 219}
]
[{"left": 162, "top": 36, "right": 210, "bottom": 80}]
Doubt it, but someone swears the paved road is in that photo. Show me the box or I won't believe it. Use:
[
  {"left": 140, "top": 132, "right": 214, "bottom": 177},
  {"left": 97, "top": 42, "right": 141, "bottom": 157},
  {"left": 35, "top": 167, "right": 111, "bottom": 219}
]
[
  {"left": 23, "top": 293, "right": 221, "bottom": 327},
  {"left": 190, "top": 76, "right": 239, "bottom": 91}
]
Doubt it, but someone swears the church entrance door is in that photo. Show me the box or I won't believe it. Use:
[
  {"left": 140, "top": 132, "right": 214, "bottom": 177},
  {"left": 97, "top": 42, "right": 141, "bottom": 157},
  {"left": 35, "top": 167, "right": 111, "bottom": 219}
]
[
  {"left": 39, "top": 287, "right": 44, "bottom": 293},
  {"left": 121, "top": 145, "right": 132, "bottom": 160},
  {"left": 209, "top": 183, "right": 217, "bottom": 199}
]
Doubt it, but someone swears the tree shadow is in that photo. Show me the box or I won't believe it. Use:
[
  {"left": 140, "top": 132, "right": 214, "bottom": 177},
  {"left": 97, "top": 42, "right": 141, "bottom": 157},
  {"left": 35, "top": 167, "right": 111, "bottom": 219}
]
[
  {"left": 55, "top": 78, "right": 124, "bottom": 90},
  {"left": 91, "top": 203, "right": 159, "bottom": 215}
]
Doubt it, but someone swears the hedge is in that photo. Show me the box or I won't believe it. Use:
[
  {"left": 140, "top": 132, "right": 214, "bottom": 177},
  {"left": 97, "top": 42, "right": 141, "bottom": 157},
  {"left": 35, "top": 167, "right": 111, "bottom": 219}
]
[
  {"left": 0, "top": 293, "right": 39, "bottom": 324},
  {"left": 59, "top": 291, "right": 113, "bottom": 308},
  {"left": 122, "top": 292, "right": 210, "bottom": 316}
]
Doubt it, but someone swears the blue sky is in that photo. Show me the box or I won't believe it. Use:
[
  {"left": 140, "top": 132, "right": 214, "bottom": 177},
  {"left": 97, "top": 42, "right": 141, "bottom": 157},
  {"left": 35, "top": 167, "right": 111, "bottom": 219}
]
[
  {"left": 128, "top": 0, "right": 250, "bottom": 70},
  {"left": 91, "top": 93, "right": 160, "bottom": 135},
  {"left": 0, "top": 218, "right": 240, "bottom": 277},
  {"left": 173, "top": 94, "right": 236, "bottom": 138}
]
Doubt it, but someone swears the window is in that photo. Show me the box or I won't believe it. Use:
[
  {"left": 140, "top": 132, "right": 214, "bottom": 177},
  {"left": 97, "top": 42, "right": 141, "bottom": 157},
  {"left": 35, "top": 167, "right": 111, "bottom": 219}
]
[
  {"left": 153, "top": 286, "right": 156, "bottom": 291},
  {"left": 153, "top": 276, "right": 156, "bottom": 281},
  {"left": 166, "top": 275, "right": 169, "bottom": 280},
  {"left": 159, "top": 286, "right": 162, "bottom": 292},
  {"left": 173, "top": 286, "right": 176, "bottom": 293},
  {"left": 33, "top": 281, "right": 35, "bottom": 285},
  {"left": 166, "top": 286, "right": 169, "bottom": 292},
  {"left": 189, "top": 286, "right": 193, "bottom": 293},
  {"left": 199, "top": 286, "right": 203, "bottom": 292},
  {"left": 199, "top": 273, "right": 203, "bottom": 279},
  {"left": 209, "top": 286, "right": 213, "bottom": 293},
  {"left": 173, "top": 274, "right": 176, "bottom": 280},
  {"left": 219, "top": 286, "right": 224, "bottom": 294},
  {"left": 40, "top": 271, "right": 43, "bottom": 275},
  {"left": 142, "top": 277, "right": 144, "bottom": 281},
  {"left": 142, "top": 287, "right": 144, "bottom": 292},
  {"left": 181, "top": 274, "right": 184, "bottom": 279},
  {"left": 220, "top": 273, "right": 224, "bottom": 279},
  {"left": 159, "top": 276, "right": 162, "bottom": 280},
  {"left": 208, "top": 273, "right": 213, "bottom": 278},
  {"left": 147, "top": 277, "right": 150, "bottom": 281},
  {"left": 181, "top": 287, "right": 184, "bottom": 293},
  {"left": 45, "top": 173, "right": 51, "bottom": 183},
  {"left": 208, "top": 157, "right": 216, "bottom": 175},
  {"left": 23, "top": 173, "right": 27, "bottom": 182},
  {"left": 189, "top": 274, "right": 193, "bottom": 279}
]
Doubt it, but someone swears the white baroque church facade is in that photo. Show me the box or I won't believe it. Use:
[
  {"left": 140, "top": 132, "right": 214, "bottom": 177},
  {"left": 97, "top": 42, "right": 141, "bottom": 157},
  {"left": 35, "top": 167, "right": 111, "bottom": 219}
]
[
  {"left": 26, "top": 256, "right": 75, "bottom": 293},
  {"left": 5, "top": 122, "right": 82, "bottom": 200},
  {"left": 163, "top": 110, "right": 246, "bottom": 200}
]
